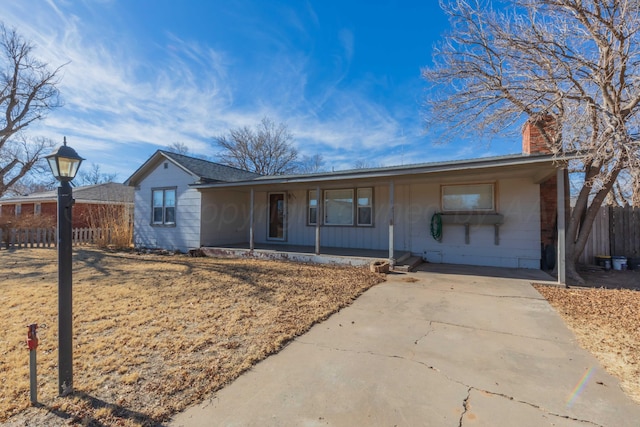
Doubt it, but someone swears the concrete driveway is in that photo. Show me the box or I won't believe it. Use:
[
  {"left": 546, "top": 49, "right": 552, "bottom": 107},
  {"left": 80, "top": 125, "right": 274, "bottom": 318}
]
[{"left": 170, "top": 264, "right": 640, "bottom": 427}]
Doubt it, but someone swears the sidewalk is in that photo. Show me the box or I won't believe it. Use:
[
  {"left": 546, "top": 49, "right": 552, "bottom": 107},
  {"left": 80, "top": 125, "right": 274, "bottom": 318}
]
[{"left": 170, "top": 265, "right": 640, "bottom": 426}]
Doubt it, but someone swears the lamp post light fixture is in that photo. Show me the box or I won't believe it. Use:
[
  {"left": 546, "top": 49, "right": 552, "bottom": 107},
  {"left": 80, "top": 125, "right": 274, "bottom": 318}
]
[{"left": 45, "top": 137, "right": 83, "bottom": 396}]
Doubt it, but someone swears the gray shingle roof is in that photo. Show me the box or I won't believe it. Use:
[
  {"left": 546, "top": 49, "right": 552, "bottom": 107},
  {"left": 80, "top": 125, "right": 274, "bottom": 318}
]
[{"left": 158, "top": 151, "right": 262, "bottom": 183}]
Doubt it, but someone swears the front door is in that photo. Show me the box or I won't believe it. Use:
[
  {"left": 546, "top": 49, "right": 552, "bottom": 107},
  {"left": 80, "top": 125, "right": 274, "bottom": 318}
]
[{"left": 268, "top": 192, "right": 286, "bottom": 240}]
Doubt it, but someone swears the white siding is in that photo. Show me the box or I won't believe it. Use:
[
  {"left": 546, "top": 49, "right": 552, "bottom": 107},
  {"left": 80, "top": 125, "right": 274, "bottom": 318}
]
[
  {"left": 253, "top": 190, "right": 315, "bottom": 245},
  {"left": 133, "top": 161, "right": 201, "bottom": 252},
  {"left": 253, "top": 186, "right": 390, "bottom": 250},
  {"left": 398, "top": 178, "right": 541, "bottom": 269},
  {"left": 198, "top": 176, "right": 542, "bottom": 269},
  {"left": 200, "top": 190, "right": 251, "bottom": 245}
]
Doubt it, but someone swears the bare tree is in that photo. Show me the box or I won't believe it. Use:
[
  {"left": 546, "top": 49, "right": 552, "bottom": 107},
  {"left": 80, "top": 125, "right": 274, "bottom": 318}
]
[
  {"left": 633, "top": 170, "right": 640, "bottom": 206},
  {"left": 214, "top": 117, "right": 298, "bottom": 175},
  {"left": 0, "top": 23, "right": 63, "bottom": 197},
  {"left": 76, "top": 162, "right": 118, "bottom": 186},
  {"left": 422, "top": 0, "right": 640, "bottom": 283},
  {"left": 167, "top": 141, "right": 189, "bottom": 155},
  {"left": 296, "top": 153, "right": 325, "bottom": 173},
  {"left": 352, "top": 159, "right": 381, "bottom": 169},
  {"left": 4, "top": 173, "right": 56, "bottom": 196}
]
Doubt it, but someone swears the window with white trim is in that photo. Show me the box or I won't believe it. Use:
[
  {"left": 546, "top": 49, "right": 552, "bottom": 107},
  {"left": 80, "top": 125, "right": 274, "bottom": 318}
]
[
  {"left": 34, "top": 203, "right": 41, "bottom": 215},
  {"left": 308, "top": 190, "right": 318, "bottom": 225},
  {"left": 442, "top": 183, "right": 495, "bottom": 212},
  {"left": 357, "top": 188, "right": 373, "bottom": 226},
  {"left": 15, "top": 204, "right": 21, "bottom": 216},
  {"left": 312, "top": 187, "right": 373, "bottom": 227},
  {"left": 324, "top": 189, "right": 354, "bottom": 225},
  {"left": 152, "top": 188, "right": 176, "bottom": 225}
]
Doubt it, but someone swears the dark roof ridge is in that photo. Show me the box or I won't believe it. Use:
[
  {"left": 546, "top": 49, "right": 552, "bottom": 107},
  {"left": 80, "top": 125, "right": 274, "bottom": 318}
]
[{"left": 158, "top": 150, "right": 262, "bottom": 177}]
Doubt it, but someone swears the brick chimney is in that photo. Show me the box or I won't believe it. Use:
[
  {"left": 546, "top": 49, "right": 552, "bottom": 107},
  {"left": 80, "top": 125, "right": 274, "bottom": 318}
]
[{"left": 522, "top": 115, "right": 556, "bottom": 155}]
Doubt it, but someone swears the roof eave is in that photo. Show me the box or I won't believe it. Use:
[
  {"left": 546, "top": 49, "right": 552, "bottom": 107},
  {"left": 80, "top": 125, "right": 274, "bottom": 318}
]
[
  {"left": 191, "top": 153, "right": 577, "bottom": 190},
  {"left": 124, "top": 151, "right": 200, "bottom": 186}
]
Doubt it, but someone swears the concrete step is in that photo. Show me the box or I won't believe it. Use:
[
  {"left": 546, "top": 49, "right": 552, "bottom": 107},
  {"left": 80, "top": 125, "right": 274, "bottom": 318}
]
[{"left": 393, "top": 256, "right": 423, "bottom": 272}]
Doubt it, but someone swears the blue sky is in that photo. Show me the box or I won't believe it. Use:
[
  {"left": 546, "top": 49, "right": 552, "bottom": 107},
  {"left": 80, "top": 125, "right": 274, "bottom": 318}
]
[{"left": 3, "top": 0, "right": 522, "bottom": 180}]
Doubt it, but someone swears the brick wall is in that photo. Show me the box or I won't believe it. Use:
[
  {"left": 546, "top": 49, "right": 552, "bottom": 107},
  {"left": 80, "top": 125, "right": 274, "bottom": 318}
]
[
  {"left": 539, "top": 170, "right": 571, "bottom": 269},
  {"left": 522, "top": 116, "right": 555, "bottom": 155},
  {"left": 0, "top": 201, "right": 124, "bottom": 228},
  {"left": 539, "top": 176, "right": 557, "bottom": 247}
]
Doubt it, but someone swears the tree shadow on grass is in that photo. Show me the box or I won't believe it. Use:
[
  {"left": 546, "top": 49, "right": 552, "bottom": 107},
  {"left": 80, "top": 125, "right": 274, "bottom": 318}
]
[{"left": 43, "top": 391, "right": 167, "bottom": 427}]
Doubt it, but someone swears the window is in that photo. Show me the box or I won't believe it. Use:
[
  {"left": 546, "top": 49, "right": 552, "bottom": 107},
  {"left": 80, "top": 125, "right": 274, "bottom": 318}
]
[
  {"left": 308, "top": 190, "right": 318, "bottom": 225},
  {"left": 357, "top": 188, "right": 373, "bottom": 226},
  {"left": 315, "top": 187, "right": 373, "bottom": 227},
  {"left": 152, "top": 188, "right": 176, "bottom": 225},
  {"left": 442, "top": 183, "right": 495, "bottom": 212},
  {"left": 15, "top": 204, "right": 21, "bottom": 216},
  {"left": 324, "top": 189, "right": 354, "bottom": 225},
  {"left": 34, "top": 203, "right": 41, "bottom": 215}
]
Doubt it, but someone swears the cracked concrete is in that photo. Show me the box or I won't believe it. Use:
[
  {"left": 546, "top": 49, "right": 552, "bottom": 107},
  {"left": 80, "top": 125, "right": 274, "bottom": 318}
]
[
  {"left": 458, "top": 388, "right": 471, "bottom": 427},
  {"left": 170, "top": 264, "right": 640, "bottom": 427}
]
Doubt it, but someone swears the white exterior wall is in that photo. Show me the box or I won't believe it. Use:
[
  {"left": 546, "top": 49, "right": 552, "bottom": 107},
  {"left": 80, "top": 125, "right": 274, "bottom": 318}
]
[
  {"left": 202, "top": 176, "right": 541, "bottom": 269},
  {"left": 253, "top": 189, "right": 314, "bottom": 245},
  {"left": 200, "top": 190, "right": 251, "bottom": 246},
  {"left": 253, "top": 186, "right": 390, "bottom": 250},
  {"left": 133, "top": 162, "right": 201, "bottom": 252},
  {"left": 396, "top": 178, "right": 541, "bottom": 269}
]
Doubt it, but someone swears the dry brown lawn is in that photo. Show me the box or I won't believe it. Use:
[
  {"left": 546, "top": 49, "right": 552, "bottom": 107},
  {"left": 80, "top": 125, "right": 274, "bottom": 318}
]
[
  {"left": 534, "top": 268, "right": 640, "bottom": 405},
  {"left": 0, "top": 248, "right": 383, "bottom": 426}
]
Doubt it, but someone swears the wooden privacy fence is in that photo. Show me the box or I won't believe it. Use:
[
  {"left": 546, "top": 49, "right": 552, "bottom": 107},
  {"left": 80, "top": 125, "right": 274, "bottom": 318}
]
[
  {"left": 0, "top": 228, "right": 113, "bottom": 249},
  {"left": 577, "top": 205, "right": 640, "bottom": 264}
]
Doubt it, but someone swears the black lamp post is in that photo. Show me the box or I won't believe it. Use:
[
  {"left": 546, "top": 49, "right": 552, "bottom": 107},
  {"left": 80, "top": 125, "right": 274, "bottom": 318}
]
[{"left": 45, "top": 137, "right": 83, "bottom": 396}]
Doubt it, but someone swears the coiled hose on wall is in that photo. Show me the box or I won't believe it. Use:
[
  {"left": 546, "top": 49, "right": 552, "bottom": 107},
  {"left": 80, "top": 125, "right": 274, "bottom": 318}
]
[{"left": 430, "top": 212, "right": 442, "bottom": 242}]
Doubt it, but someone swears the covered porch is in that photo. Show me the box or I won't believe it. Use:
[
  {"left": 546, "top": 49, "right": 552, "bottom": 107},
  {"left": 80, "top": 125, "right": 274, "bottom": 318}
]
[{"left": 194, "top": 155, "right": 570, "bottom": 283}]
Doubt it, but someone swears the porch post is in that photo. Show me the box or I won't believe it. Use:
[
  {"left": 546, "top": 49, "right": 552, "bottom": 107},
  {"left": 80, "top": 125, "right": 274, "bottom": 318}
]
[
  {"left": 249, "top": 188, "right": 255, "bottom": 251},
  {"left": 556, "top": 168, "right": 566, "bottom": 284},
  {"left": 315, "top": 186, "right": 321, "bottom": 255},
  {"left": 389, "top": 180, "right": 395, "bottom": 267}
]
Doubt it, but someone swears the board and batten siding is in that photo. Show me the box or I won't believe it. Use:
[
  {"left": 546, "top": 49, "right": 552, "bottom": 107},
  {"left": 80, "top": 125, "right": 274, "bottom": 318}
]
[
  {"left": 200, "top": 189, "right": 251, "bottom": 246},
  {"left": 398, "top": 178, "right": 541, "bottom": 269},
  {"left": 251, "top": 179, "right": 541, "bottom": 268},
  {"left": 133, "top": 160, "right": 201, "bottom": 252},
  {"left": 252, "top": 187, "right": 390, "bottom": 249}
]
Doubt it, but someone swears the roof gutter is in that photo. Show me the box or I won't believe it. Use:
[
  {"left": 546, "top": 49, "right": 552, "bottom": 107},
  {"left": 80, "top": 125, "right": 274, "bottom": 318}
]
[{"left": 191, "top": 153, "right": 578, "bottom": 190}]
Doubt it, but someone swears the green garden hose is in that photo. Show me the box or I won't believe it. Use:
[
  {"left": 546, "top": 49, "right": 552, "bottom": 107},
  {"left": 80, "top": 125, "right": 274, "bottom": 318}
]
[{"left": 430, "top": 212, "right": 442, "bottom": 242}]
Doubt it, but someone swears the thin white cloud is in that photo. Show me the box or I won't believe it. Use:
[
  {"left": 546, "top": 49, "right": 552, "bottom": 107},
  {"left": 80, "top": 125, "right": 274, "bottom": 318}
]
[{"left": 2, "top": 1, "right": 444, "bottom": 177}]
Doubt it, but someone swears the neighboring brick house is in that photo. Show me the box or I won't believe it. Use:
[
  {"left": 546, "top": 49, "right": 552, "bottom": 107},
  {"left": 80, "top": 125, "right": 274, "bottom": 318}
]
[{"left": 0, "top": 182, "right": 134, "bottom": 228}]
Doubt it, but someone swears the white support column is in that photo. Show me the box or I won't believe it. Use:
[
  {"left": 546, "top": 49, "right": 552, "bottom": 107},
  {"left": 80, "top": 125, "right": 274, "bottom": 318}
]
[
  {"left": 389, "top": 180, "right": 395, "bottom": 267},
  {"left": 557, "top": 168, "right": 566, "bottom": 284},
  {"left": 249, "top": 188, "right": 255, "bottom": 251},
  {"left": 315, "top": 186, "right": 321, "bottom": 255}
]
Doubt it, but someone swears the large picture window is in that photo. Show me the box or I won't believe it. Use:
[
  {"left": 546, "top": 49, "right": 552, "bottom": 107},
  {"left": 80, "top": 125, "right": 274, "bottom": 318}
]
[
  {"left": 311, "top": 187, "right": 373, "bottom": 227},
  {"left": 324, "top": 189, "right": 354, "bottom": 225},
  {"left": 152, "top": 188, "right": 176, "bottom": 225},
  {"left": 442, "top": 183, "right": 495, "bottom": 212}
]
